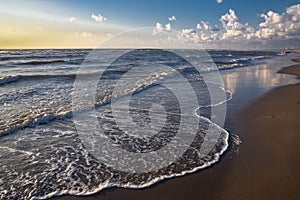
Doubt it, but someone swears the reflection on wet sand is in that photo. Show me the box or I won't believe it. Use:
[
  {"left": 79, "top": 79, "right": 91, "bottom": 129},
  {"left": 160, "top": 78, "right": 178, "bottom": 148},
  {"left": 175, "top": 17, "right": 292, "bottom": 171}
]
[{"left": 223, "top": 57, "right": 298, "bottom": 96}]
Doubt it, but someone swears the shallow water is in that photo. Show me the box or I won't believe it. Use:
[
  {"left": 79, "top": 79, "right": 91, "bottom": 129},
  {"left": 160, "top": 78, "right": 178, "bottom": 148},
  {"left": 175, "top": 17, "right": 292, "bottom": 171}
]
[{"left": 0, "top": 49, "right": 281, "bottom": 199}]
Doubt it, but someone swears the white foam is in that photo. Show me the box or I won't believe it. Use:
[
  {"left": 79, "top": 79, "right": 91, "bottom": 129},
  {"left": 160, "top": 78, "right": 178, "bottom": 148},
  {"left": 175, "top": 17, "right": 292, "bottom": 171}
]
[
  {"left": 33, "top": 84, "right": 232, "bottom": 200},
  {"left": 0, "top": 146, "right": 34, "bottom": 156},
  {"left": 35, "top": 126, "right": 229, "bottom": 200},
  {"left": 1, "top": 56, "right": 235, "bottom": 199}
]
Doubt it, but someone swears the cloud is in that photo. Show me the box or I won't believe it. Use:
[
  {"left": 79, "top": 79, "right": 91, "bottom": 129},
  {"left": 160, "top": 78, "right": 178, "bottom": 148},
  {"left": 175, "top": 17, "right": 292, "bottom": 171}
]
[
  {"left": 256, "top": 4, "right": 300, "bottom": 39},
  {"left": 153, "top": 22, "right": 163, "bottom": 34},
  {"left": 91, "top": 14, "right": 107, "bottom": 22},
  {"left": 218, "top": 4, "right": 300, "bottom": 41},
  {"left": 217, "top": 0, "right": 223, "bottom": 3},
  {"left": 68, "top": 17, "right": 76, "bottom": 23},
  {"left": 220, "top": 9, "right": 256, "bottom": 40},
  {"left": 202, "top": 4, "right": 300, "bottom": 46},
  {"left": 197, "top": 21, "right": 220, "bottom": 31},
  {"left": 165, "top": 23, "right": 171, "bottom": 31},
  {"left": 153, "top": 22, "right": 172, "bottom": 34},
  {"left": 221, "top": 9, "right": 238, "bottom": 22},
  {"left": 179, "top": 28, "right": 218, "bottom": 43},
  {"left": 180, "top": 29, "right": 201, "bottom": 43},
  {"left": 168, "top": 15, "right": 176, "bottom": 21},
  {"left": 181, "top": 29, "right": 196, "bottom": 35},
  {"left": 155, "top": 3, "right": 300, "bottom": 49}
]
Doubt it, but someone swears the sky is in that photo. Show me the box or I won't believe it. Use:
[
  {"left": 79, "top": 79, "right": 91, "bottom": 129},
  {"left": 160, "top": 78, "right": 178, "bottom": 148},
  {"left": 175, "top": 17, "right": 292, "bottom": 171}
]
[{"left": 0, "top": 0, "right": 299, "bottom": 49}]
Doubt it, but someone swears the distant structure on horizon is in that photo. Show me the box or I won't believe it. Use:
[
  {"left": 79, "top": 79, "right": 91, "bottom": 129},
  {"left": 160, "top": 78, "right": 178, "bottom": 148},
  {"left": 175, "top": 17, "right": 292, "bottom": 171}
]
[{"left": 281, "top": 49, "right": 300, "bottom": 54}]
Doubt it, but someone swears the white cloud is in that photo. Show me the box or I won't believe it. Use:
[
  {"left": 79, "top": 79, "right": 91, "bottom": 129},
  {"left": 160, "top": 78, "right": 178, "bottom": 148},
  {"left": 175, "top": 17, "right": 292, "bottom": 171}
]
[
  {"left": 197, "top": 21, "right": 220, "bottom": 31},
  {"left": 180, "top": 29, "right": 201, "bottom": 43},
  {"left": 156, "top": 22, "right": 163, "bottom": 31},
  {"left": 153, "top": 22, "right": 163, "bottom": 34},
  {"left": 256, "top": 4, "right": 300, "bottom": 39},
  {"left": 155, "top": 4, "right": 300, "bottom": 49},
  {"left": 221, "top": 9, "right": 238, "bottom": 22},
  {"left": 153, "top": 22, "right": 172, "bottom": 34},
  {"left": 91, "top": 14, "right": 107, "bottom": 22},
  {"left": 168, "top": 15, "right": 176, "bottom": 21},
  {"left": 220, "top": 9, "right": 256, "bottom": 40},
  {"left": 215, "top": 4, "right": 300, "bottom": 43},
  {"left": 68, "top": 17, "right": 76, "bottom": 23},
  {"left": 197, "top": 21, "right": 208, "bottom": 30},
  {"left": 217, "top": 0, "right": 223, "bottom": 3},
  {"left": 165, "top": 23, "right": 171, "bottom": 31},
  {"left": 181, "top": 29, "right": 196, "bottom": 35}
]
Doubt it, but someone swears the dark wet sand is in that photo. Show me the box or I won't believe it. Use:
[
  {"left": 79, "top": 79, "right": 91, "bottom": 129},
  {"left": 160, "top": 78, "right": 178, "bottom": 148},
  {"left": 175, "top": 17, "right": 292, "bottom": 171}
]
[
  {"left": 279, "top": 63, "right": 300, "bottom": 77},
  {"left": 53, "top": 58, "right": 300, "bottom": 200}
]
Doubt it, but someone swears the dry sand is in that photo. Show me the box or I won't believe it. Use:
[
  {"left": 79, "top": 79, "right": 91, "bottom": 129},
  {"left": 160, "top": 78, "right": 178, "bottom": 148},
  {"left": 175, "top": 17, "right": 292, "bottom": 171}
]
[{"left": 53, "top": 58, "right": 300, "bottom": 200}]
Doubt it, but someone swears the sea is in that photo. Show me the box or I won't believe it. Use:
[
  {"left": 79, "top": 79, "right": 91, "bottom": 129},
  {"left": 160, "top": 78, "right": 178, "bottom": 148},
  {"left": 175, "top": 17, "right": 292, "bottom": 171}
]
[{"left": 0, "top": 49, "right": 281, "bottom": 199}]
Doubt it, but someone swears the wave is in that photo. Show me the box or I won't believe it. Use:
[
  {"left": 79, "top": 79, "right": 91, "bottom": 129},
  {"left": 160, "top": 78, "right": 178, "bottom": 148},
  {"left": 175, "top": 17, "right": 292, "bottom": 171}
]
[
  {"left": 0, "top": 64, "right": 226, "bottom": 138},
  {"left": 0, "top": 75, "right": 20, "bottom": 86},
  {"left": 20, "top": 59, "right": 66, "bottom": 65},
  {"left": 37, "top": 123, "right": 229, "bottom": 200},
  {"left": 0, "top": 57, "right": 234, "bottom": 199},
  {"left": 33, "top": 88, "right": 231, "bottom": 200},
  {"left": 19, "top": 94, "right": 231, "bottom": 200},
  {"left": 0, "top": 108, "right": 73, "bottom": 137},
  {"left": 0, "top": 73, "right": 101, "bottom": 84},
  {"left": 0, "top": 66, "right": 186, "bottom": 137},
  {"left": 0, "top": 57, "right": 10, "bottom": 61},
  {"left": 8, "top": 51, "right": 22, "bottom": 55}
]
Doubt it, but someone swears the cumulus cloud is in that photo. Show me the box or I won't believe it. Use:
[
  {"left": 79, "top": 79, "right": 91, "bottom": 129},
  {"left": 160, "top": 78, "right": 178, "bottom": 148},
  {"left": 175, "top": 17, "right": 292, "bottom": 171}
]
[
  {"left": 180, "top": 29, "right": 201, "bottom": 43},
  {"left": 156, "top": 3, "right": 300, "bottom": 48},
  {"left": 165, "top": 23, "right": 172, "bottom": 31},
  {"left": 180, "top": 28, "right": 218, "bottom": 43},
  {"left": 256, "top": 4, "right": 300, "bottom": 39},
  {"left": 221, "top": 9, "right": 238, "bottom": 22},
  {"left": 153, "top": 22, "right": 172, "bottom": 34},
  {"left": 91, "top": 14, "right": 107, "bottom": 22},
  {"left": 68, "top": 17, "right": 76, "bottom": 23},
  {"left": 197, "top": 21, "right": 220, "bottom": 31},
  {"left": 168, "top": 15, "right": 176, "bottom": 21},
  {"left": 218, "top": 4, "right": 300, "bottom": 41},
  {"left": 220, "top": 9, "right": 256, "bottom": 40},
  {"left": 153, "top": 22, "right": 163, "bottom": 34},
  {"left": 217, "top": 0, "right": 223, "bottom": 3}
]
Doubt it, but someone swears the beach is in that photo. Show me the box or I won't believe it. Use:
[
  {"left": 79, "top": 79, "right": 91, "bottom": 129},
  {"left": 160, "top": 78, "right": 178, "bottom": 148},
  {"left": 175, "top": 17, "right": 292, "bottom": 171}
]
[
  {"left": 1, "top": 1, "right": 300, "bottom": 199},
  {"left": 1, "top": 50, "right": 299, "bottom": 199},
  {"left": 50, "top": 55, "right": 300, "bottom": 200}
]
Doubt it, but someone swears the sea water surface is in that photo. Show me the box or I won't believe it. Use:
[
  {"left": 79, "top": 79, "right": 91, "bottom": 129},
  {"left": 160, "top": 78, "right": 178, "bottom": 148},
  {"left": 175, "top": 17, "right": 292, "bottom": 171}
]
[{"left": 0, "top": 49, "right": 280, "bottom": 199}]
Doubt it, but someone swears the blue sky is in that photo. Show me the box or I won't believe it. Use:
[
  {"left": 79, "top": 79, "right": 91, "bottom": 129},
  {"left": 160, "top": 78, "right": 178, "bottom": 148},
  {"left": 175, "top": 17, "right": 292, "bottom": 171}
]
[
  {"left": 0, "top": 0, "right": 299, "bottom": 49},
  {"left": 40, "top": 0, "right": 300, "bottom": 26}
]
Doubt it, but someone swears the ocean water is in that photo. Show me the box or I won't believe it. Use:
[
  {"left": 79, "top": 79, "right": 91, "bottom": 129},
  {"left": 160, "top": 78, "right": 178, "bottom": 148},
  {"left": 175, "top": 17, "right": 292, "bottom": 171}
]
[{"left": 0, "top": 49, "right": 279, "bottom": 199}]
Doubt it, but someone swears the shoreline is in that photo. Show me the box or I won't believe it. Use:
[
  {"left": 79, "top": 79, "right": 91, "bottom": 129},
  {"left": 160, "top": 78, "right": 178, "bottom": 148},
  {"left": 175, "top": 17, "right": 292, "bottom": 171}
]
[
  {"left": 233, "top": 58, "right": 300, "bottom": 199},
  {"left": 52, "top": 55, "right": 300, "bottom": 200}
]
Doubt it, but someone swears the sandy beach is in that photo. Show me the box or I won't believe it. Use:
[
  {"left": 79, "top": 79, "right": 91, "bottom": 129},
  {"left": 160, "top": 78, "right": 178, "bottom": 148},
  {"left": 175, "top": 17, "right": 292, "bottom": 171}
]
[
  {"left": 1, "top": 1, "right": 300, "bottom": 199},
  {"left": 51, "top": 56, "right": 300, "bottom": 200}
]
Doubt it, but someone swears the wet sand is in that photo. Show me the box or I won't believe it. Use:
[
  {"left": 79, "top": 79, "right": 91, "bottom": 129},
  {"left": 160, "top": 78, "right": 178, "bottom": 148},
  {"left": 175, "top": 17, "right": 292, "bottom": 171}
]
[
  {"left": 234, "top": 59, "right": 300, "bottom": 199},
  {"left": 279, "top": 63, "right": 300, "bottom": 76},
  {"left": 53, "top": 57, "right": 300, "bottom": 200}
]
